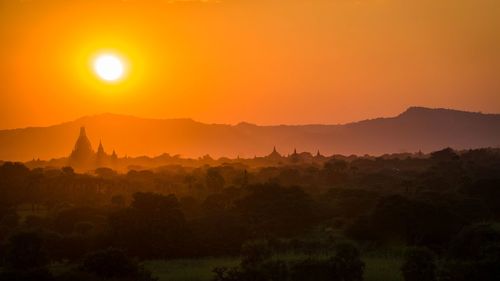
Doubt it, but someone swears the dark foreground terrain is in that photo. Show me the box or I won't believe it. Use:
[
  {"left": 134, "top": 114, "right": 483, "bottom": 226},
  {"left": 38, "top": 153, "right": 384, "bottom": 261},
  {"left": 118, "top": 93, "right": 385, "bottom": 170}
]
[{"left": 0, "top": 147, "right": 499, "bottom": 281}]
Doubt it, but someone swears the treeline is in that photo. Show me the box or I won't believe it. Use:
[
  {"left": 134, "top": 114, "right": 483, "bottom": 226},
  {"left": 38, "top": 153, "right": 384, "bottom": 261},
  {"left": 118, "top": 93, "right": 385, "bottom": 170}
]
[{"left": 0, "top": 148, "right": 499, "bottom": 280}]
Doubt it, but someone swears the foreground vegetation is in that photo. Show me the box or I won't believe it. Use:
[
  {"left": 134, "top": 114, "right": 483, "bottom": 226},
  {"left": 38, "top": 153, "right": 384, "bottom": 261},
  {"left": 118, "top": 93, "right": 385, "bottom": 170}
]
[
  {"left": 141, "top": 254, "right": 402, "bottom": 281},
  {"left": 1, "top": 147, "right": 499, "bottom": 280}
]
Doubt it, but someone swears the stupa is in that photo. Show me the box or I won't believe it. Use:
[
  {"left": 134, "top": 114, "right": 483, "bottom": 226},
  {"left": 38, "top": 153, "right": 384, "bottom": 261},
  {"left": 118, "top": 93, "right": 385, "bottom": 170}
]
[{"left": 68, "top": 127, "right": 94, "bottom": 167}]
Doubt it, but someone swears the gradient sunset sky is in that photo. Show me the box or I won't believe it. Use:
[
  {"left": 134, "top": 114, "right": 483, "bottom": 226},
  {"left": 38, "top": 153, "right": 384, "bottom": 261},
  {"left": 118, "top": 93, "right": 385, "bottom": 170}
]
[{"left": 1, "top": 0, "right": 499, "bottom": 129}]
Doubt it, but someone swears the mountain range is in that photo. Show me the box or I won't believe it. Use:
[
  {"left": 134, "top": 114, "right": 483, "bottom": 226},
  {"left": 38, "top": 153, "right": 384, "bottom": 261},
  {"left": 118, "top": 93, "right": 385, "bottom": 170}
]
[{"left": 1, "top": 107, "right": 499, "bottom": 161}]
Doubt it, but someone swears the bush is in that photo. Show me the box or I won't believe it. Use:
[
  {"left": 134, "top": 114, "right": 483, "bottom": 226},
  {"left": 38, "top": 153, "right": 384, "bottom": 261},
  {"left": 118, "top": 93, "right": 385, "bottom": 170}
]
[
  {"left": 213, "top": 266, "right": 244, "bottom": 281},
  {"left": 290, "top": 258, "right": 333, "bottom": 281},
  {"left": 213, "top": 260, "right": 287, "bottom": 281},
  {"left": 240, "top": 240, "right": 272, "bottom": 269},
  {"left": 439, "top": 243, "right": 500, "bottom": 281},
  {"left": 214, "top": 241, "right": 365, "bottom": 281},
  {"left": 81, "top": 248, "right": 157, "bottom": 281},
  {"left": 54, "top": 270, "right": 97, "bottom": 281},
  {"left": 449, "top": 223, "right": 500, "bottom": 260},
  {"left": 401, "top": 247, "right": 437, "bottom": 281},
  {"left": 0, "top": 267, "right": 54, "bottom": 281},
  {"left": 259, "top": 260, "right": 288, "bottom": 281},
  {"left": 331, "top": 241, "right": 365, "bottom": 281}
]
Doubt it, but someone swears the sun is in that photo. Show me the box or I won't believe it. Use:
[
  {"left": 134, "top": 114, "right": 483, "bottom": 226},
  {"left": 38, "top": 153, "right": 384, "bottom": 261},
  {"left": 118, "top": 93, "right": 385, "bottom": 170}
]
[{"left": 93, "top": 54, "right": 125, "bottom": 82}]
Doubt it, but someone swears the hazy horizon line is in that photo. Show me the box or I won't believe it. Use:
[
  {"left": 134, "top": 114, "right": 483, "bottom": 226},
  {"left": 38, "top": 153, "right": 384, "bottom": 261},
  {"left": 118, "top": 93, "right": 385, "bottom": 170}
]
[{"left": 2, "top": 105, "right": 499, "bottom": 132}]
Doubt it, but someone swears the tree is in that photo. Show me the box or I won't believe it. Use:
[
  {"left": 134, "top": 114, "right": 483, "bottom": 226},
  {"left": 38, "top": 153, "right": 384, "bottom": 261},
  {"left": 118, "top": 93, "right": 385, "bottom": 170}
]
[
  {"left": 430, "top": 148, "right": 459, "bottom": 162},
  {"left": 236, "top": 184, "right": 314, "bottom": 237},
  {"left": 108, "top": 192, "right": 188, "bottom": 258},
  {"left": 206, "top": 168, "right": 225, "bottom": 192},
  {"left": 4, "top": 231, "right": 48, "bottom": 270},
  {"left": 441, "top": 223, "right": 500, "bottom": 281},
  {"left": 331, "top": 241, "right": 364, "bottom": 281},
  {"left": 0, "top": 267, "right": 54, "bottom": 281},
  {"left": 449, "top": 223, "right": 500, "bottom": 260},
  {"left": 95, "top": 167, "right": 117, "bottom": 178},
  {"left": 324, "top": 160, "right": 348, "bottom": 173},
  {"left": 111, "top": 195, "right": 125, "bottom": 207},
  {"left": 401, "top": 247, "right": 437, "bottom": 281},
  {"left": 240, "top": 240, "right": 272, "bottom": 269},
  {"left": 367, "top": 195, "right": 463, "bottom": 248},
  {"left": 0, "top": 162, "right": 30, "bottom": 208},
  {"left": 81, "top": 248, "right": 157, "bottom": 281},
  {"left": 290, "top": 258, "right": 333, "bottom": 281}
]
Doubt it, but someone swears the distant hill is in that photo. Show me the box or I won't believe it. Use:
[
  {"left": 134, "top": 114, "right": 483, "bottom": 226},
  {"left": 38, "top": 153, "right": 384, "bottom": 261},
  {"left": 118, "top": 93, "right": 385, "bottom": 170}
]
[{"left": 1, "top": 107, "right": 499, "bottom": 161}]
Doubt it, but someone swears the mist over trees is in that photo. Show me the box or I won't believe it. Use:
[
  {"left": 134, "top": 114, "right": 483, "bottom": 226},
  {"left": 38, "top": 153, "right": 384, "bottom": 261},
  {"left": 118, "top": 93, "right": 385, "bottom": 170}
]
[{"left": 0, "top": 147, "right": 499, "bottom": 280}]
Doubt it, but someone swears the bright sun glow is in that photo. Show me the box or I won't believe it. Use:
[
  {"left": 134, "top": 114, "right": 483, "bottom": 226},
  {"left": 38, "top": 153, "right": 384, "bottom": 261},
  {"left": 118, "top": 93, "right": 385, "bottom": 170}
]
[{"left": 93, "top": 54, "right": 125, "bottom": 82}]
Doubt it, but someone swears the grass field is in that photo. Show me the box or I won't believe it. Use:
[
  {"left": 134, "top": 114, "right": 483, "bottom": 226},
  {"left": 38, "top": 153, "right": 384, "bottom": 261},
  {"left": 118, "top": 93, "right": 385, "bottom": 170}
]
[
  {"left": 143, "top": 255, "right": 403, "bottom": 281},
  {"left": 143, "top": 258, "right": 239, "bottom": 281},
  {"left": 363, "top": 256, "right": 403, "bottom": 281}
]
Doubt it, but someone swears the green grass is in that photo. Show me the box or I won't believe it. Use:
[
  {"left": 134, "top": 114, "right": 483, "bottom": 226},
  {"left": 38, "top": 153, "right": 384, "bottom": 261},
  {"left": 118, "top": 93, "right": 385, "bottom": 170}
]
[
  {"left": 363, "top": 256, "right": 403, "bottom": 281},
  {"left": 143, "top": 255, "right": 403, "bottom": 281},
  {"left": 143, "top": 257, "right": 239, "bottom": 281}
]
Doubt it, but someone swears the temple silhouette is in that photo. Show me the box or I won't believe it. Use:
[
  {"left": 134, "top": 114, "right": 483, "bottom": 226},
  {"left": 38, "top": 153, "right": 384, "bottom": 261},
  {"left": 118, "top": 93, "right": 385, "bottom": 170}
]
[
  {"left": 57, "top": 127, "right": 332, "bottom": 172},
  {"left": 68, "top": 127, "right": 117, "bottom": 169}
]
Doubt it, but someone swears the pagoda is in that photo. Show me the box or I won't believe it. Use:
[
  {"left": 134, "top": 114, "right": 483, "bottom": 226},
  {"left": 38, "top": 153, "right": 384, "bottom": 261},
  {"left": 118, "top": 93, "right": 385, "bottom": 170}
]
[
  {"left": 68, "top": 127, "right": 94, "bottom": 167},
  {"left": 96, "top": 140, "right": 109, "bottom": 166},
  {"left": 266, "top": 146, "right": 282, "bottom": 161}
]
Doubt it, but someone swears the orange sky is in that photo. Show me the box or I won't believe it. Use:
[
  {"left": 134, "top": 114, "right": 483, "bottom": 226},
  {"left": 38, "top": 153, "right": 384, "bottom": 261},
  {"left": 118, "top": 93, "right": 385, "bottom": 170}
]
[{"left": 1, "top": 0, "right": 499, "bottom": 129}]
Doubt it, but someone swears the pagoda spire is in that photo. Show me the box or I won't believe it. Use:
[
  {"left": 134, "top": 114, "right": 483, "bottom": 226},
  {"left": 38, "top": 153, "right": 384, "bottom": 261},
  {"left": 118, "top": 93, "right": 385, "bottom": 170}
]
[
  {"left": 111, "top": 149, "right": 118, "bottom": 161},
  {"left": 69, "top": 126, "right": 94, "bottom": 167},
  {"left": 97, "top": 140, "right": 105, "bottom": 152},
  {"left": 80, "top": 127, "right": 86, "bottom": 137},
  {"left": 267, "top": 146, "right": 281, "bottom": 159},
  {"left": 290, "top": 148, "right": 300, "bottom": 163}
]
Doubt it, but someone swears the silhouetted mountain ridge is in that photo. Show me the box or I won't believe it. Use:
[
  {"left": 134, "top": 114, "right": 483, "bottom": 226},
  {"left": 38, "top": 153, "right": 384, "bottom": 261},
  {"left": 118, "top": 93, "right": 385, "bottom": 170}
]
[{"left": 0, "top": 107, "right": 499, "bottom": 161}]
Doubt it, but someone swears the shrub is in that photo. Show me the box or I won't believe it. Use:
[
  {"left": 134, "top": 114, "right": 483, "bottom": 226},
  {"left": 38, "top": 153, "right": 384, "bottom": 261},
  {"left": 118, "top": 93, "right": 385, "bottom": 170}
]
[
  {"left": 215, "top": 241, "right": 365, "bottom": 281},
  {"left": 240, "top": 240, "right": 272, "bottom": 269},
  {"left": 440, "top": 243, "right": 500, "bottom": 281},
  {"left": 449, "top": 223, "right": 500, "bottom": 260},
  {"left": 213, "top": 260, "right": 287, "bottom": 281},
  {"left": 0, "top": 267, "right": 54, "bottom": 281},
  {"left": 290, "top": 258, "right": 333, "bottom": 281},
  {"left": 81, "top": 248, "right": 157, "bottom": 281},
  {"left": 54, "top": 270, "right": 97, "bottom": 281},
  {"left": 259, "top": 260, "right": 288, "bottom": 281},
  {"left": 213, "top": 266, "right": 243, "bottom": 281}
]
